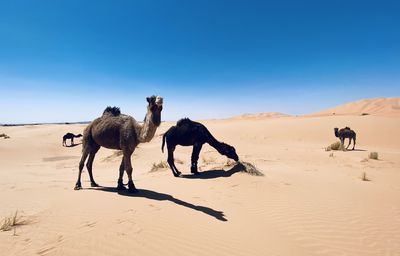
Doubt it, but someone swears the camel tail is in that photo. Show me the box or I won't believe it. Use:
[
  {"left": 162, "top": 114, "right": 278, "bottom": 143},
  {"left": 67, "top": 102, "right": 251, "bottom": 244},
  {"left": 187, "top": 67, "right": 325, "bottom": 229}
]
[{"left": 161, "top": 133, "right": 166, "bottom": 153}]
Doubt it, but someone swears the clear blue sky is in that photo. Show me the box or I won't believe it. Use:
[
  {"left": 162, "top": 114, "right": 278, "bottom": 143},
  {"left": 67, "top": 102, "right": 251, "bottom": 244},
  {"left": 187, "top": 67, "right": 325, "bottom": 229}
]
[{"left": 0, "top": 0, "right": 399, "bottom": 124}]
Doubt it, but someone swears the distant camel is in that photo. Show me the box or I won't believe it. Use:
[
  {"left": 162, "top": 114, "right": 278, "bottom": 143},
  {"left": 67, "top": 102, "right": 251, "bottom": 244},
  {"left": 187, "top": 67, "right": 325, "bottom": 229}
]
[
  {"left": 74, "top": 95, "right": 163, "bottom": 192},
  {"left": 62, "top": 133, "right": 82, "bottom": 146},
  {"left": 162, "top": 118, "right": 239, "bottom": 177},
  {"left": 334, "top": 127, "right": 356, "bottom": 150}
]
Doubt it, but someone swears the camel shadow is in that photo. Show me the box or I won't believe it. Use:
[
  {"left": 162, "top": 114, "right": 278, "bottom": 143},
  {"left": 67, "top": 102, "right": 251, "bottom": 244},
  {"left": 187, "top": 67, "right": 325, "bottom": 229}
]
[
  {"left": 351, "top": 149, "right": 367, "bottom": 152},
  {"left": 181, "top": 165, "right": 240, "bottom": 179},
  {"left": 90, "top": 186, "right": 227, "bottom": 221},
  {"left": 65, "top": 142, "right": 82, "bottom": 148}
]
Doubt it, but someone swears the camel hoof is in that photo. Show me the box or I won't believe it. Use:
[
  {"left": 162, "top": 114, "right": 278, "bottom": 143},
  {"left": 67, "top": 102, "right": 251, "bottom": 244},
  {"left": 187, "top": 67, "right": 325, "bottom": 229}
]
[
  {"left": 191, "top": 167, "right": 199, "bottom": 175},
  {"left": 128, "top": 181, "right": 138, "bottom": 193},
  {"left": 91, "top": 182, "right": 99, "bottom": 187},
  {"left": 74, "top": 185, "right": 82, "bottom": 190},
  {"left": 117, "top": 184, "right": 126, "bottom": 190},
  {"left": 173, "top": 171, "right": 181, "bottom": 177}
]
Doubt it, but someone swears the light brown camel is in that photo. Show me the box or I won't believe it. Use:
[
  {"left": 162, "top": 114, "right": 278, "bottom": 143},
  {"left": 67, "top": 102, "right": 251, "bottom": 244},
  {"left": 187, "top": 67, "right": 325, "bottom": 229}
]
[{"left": 74, "top": 95, "right": 163, "bottom": 192}]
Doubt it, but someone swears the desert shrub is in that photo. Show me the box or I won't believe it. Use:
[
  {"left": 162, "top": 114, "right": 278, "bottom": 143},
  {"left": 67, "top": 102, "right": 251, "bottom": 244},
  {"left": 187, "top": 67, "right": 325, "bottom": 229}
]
[
  {"left": 361, "top": 172, "right": 370, "bottom": 181},
  {"left": 231, "top": 161, "right": 264, "bottom": 176},
  {"left": 0, "top": 133, "right": 10, "bottom": 139},
  {"left": 1, "top": 211, "right": 26, "bottom": 232},
  {"left": 326, "top": 141, "right": 342, "bottom": 151},
  {"left": 368, "top": 152, "right": 378, "bottom": 160},
  {"left": 150, "top": 161, "right": 169, "bottom": 172}
]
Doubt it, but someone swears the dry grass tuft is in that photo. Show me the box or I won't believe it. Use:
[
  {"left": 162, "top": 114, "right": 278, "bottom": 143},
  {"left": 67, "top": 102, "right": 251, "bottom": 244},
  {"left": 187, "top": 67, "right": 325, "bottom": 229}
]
[
  {"left": 1, "top": 211, "right": 27, "bottom": 232},
  {"left": 361, "top": 172, "right": 370, "bottom": 181},
  {"left": 325, "top": 141, "right": 343, "bottom": 151},
  {"left": 150, "top": 158, "right": 185, "bottom": 173},
  {"left": 231, "top": 161, "right": 264, "bottom": 176},
  {"left": 0, "top": 133, "right": 10, "bottom": 139},
  {"left": 150, "top": 161, "right": 169, "bottom": 172},
  {"left": 368, "top": 152, "right": 378, "bottom": 160},
  {"left": 202, "top": 155, "right": 216, "bottom": 165},
  {"left": 224, "top": 159, "right": 237, "bottom": 167}
]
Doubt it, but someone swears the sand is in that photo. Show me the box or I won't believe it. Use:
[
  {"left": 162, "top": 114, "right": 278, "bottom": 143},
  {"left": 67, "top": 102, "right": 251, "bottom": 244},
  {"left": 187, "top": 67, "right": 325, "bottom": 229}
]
[
  {"left": 1, "top": 100, "right": 400, "bottom": 255},
  {"left": 309, "top": 97, "right": 400, "bottom": 117}
]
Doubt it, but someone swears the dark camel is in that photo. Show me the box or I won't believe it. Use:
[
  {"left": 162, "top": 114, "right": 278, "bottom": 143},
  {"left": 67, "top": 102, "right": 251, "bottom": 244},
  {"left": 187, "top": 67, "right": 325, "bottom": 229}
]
[
  {"left": 334, "top": 127, "right": 357, "bottom": 150},
  {"left": 62, "top": 133, "right": 82, "bottom": 146},
  {"left": 75, "top": 95, "right": 163, "bottom": 192},
  {"left": 162, "top": 118, "right": 239, "bottom": 177}
]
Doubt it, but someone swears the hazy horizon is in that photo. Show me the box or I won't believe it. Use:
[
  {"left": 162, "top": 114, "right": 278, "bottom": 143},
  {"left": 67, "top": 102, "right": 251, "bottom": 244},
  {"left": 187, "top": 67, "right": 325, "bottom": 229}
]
[{"left": 1, "top": 1, "right": 399, "bottom": 124}]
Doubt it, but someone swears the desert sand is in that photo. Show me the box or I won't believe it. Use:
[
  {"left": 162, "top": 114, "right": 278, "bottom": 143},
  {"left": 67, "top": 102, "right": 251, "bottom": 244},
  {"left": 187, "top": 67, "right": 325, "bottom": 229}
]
[{"left": 1, "top": 98, "right": 400, "bottom": 256}]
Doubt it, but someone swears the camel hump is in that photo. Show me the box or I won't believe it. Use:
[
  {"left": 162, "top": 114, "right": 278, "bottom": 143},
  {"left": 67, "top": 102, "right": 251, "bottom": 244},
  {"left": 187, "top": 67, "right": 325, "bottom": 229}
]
[
  {"left": 177, "top": 118, "right": 193, "bottom": 126},
  {"left": 344, "top": 126, "right": 351, "bottom": 130},
  {"left": 103, "top": 106, "right": 121, "bottom": 116}
]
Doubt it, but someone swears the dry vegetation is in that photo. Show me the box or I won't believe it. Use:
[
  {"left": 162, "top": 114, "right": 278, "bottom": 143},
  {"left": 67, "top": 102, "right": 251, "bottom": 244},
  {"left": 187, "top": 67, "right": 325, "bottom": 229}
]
[
  {"left": 325, "top": 141, "right": 343, "bottom": 151},
  {"left": 150, "top": 159, "right": 184, "bottom": 172},
  {"left": 202, "top": 155, "right": 216, "bottom": 164},
  {"left": 361, "top": 172, "right": 370, "bottom": 181},
  {"left": 369, "top": 152, "right": 379, "bottom": 160},
  {"left": 0, "top": 211, "right": 27, "bottom": 232},
  {"left": 226, "top": 161, "right": 264, "bottom": 176},
  {"left": 0, "top": 133, "right": 10, "bottom": 139},
  {"left": 150, "top": 161, "right": 169, "bottom": 172}
]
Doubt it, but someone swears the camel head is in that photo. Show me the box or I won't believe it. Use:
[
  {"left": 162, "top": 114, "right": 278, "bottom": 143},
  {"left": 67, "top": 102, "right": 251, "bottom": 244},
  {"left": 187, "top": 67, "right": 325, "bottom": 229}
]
[
  {"left": 76, "top": 134, "right": 83, "bottom": 138},
  {"left": 219, "top": 143, "right": 239, "bottom": 162},
  {"left": 146, "top": 95, "right": 163, "bottom": 126},
  {"left": 334, "top": 127, "right": 339, "bottom": 137}
]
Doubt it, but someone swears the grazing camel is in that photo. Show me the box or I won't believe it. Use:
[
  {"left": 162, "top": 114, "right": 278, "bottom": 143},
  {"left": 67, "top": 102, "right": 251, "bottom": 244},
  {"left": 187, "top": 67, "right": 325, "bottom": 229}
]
[
  {"left": 75, "top": 95, "right": 163, "bottom": 192},
  {"left": 334, "top": 127, "right": 357, "bottom": 150},
  {"left": 162, "top": 118, "right": 239, "bottom": 177},
  {"left": 62, "top": 133, "right": 82, "bottom": 146}
]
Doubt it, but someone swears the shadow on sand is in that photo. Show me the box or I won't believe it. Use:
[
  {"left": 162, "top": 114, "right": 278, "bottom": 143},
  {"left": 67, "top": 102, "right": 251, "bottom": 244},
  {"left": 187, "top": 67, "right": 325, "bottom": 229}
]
[
  {"left": 181, "top": 165, "right": 240, "bottom": 179},
  {"left": 351, "top": 149, "right": 367, "bottom": 152},
  {"left": 65, "top": 142, "right": 82, "bottom": 148},
  {"left": 89, "top": 186, "right": 227, "bottom": 221}
]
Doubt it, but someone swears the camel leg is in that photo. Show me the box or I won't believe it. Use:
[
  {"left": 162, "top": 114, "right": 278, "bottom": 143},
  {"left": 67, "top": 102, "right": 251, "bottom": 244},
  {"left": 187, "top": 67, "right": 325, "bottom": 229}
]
[
  {"left": 346, "top": 138, "right": 351, "bottom": 149},
  {"left": 124, "top": 152, "right": 138, "bottom": 193},
  {"left": 75, "top": 149, "right": 89, "bottom": 190},
  {"left": 340, "top": 138, "right": 345, "bottom": 151},
  {"left": 117, "top": 156, "right": 126, "bottom": 190},
  {"left": 352, "top": 136, "right": 356, "bottom": 150},
  {"left": 71, "top": 137, "right": 74, "bottom": 146},
  {"left": 167, "top": 145, "right": 181, "bottom": 177},
  {"left": 86, "top": 151, "right": 99, "bottom": 187},
  {"left": 191, "top": 143, "right": 203, "bottom": 174}
]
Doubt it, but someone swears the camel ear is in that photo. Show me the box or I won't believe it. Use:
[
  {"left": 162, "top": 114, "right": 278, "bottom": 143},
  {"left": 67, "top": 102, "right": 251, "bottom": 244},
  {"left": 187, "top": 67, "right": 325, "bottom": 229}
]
[{"left": 147, "top": 96, "right": 156, "bottom": 104}]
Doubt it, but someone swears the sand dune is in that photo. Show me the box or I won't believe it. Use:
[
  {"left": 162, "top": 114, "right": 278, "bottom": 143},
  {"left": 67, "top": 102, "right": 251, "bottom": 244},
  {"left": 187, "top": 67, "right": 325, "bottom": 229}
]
[
  {"left": 231, "top": 112, "right": 291, "bottom": 120},
  {"left": 309, "top": 97, "right": 400, "bottom": 117},
  {"left": 1, "top": 108, "right": 400, "bottom": 255}
]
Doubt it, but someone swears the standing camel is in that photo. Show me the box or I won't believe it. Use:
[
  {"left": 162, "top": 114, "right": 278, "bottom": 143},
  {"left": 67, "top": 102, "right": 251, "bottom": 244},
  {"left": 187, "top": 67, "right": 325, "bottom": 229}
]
[
  {"left": 62, "top": 133, "right": 82, "bottom": 146},
  {"left": 334, "top": 127, "right": 356, "bottom": 150},
  {"left": 162, "top": 118, "right": 239, "bottom": 177},
  {"left": 74, "top": 95, "right": 163, "bottom": 192}
]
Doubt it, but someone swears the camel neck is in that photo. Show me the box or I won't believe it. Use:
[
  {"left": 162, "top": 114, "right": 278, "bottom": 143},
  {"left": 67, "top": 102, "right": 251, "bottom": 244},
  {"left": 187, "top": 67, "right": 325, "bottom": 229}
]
[
  {"left": 206, "top": 131, "right": 222, "bottom": 150},
  {"left": 334, "top": 129, "right": 339, "bottom": 138},
  {"left": 138, "top": 113, "right": 158, "bottom": 143}
]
